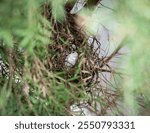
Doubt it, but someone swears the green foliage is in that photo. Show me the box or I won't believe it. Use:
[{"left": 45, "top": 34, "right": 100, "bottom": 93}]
[
  {"left": 51, "top": 0, "right": 66, "bottom": 22},
  {"left": 0, "top": 0, "right": 50, "bottom": 52},
  {"left": 0, "top": 0, "right": 71, "bottom": 115},
  {"left": 116, "top": 0, "right": 150, "bottom": 115}
]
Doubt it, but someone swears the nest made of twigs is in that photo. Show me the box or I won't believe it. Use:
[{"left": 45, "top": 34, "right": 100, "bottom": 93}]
[{"left": 42, "top": 2, "right": 123, "bottom": 115}]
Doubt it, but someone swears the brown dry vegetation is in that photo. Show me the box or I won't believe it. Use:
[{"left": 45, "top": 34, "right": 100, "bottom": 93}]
[{"left": 39, "top": 1, "right": 124, "bottom": 115}]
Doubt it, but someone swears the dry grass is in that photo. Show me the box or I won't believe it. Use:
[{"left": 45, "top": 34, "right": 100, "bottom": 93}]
[{"left": 39, "top": 2, "right": 124, "bottom": 115}]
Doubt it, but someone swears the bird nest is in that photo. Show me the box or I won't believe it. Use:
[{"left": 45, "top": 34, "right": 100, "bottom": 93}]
[{"left": 42, "top": 2, "right": 123, "bottom": 115}]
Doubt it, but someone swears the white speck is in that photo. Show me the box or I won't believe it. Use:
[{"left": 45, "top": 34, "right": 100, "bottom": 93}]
[
  {"left": 65, "top": 52, "right": 78, "bottom": 67},
  {"left": 71, "top": 44, "right": 77, "bottom": 50}
]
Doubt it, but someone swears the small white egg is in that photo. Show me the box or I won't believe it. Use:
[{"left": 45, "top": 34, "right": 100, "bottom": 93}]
[{"left": 65, "top": 52, "right": 78, "bottom": 67}]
